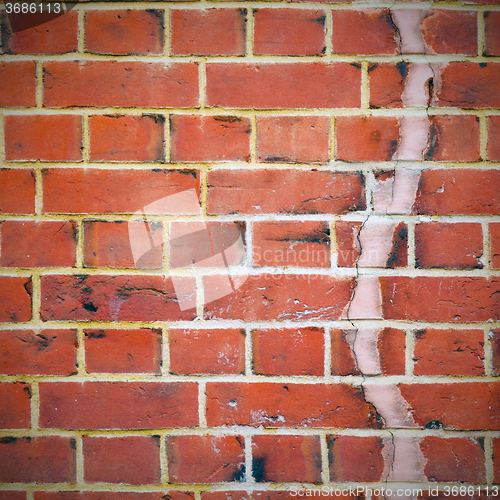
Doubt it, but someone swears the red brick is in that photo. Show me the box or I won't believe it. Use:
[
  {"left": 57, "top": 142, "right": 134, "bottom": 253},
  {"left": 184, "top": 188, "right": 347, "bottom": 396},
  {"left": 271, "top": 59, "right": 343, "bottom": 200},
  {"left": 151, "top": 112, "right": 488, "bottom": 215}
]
[
  {"left": 421, "top": 437, "right": 485, "bottom": 483},
  {"left": 256, "top": 116, "right": 330, "bottom": 163},
  {"left": 425, "top": 115, "right": 480, "bottom": 161},
  {"left": 0, "top": 493, "right": 25, "bottom": 500},
  {"left": 413, "top": 169, "right": 500, "bottom": 215},
  {"left": 253, "top": 9, "right": 326, "bottom": 56},
  {"left": 400, "top": 382, "right": 500, "bottom": 430},
  {"left": 487, "top": 116, "right": 500, "bottom": 160},
  {"left": 420, "top": 11, "right": 477, "bottom": 55},
  {"left": 328, "top": 436, "right": 384, "bottom": 482},
  {"left": 252, "top": 435, "right": 321, "bottom": 483},
  {"left": 253, "top": 221, "right": 330, "bottom": 268},
  {"left": 42, "top": 168, "right": 200, "bottom": 214},
  {"left": 167, "top": 435, "right": 245, "bottom": 483},
  {"left": 171, "top": 9, "right": 246, "bottom": 56},
  {"left": 169, "top": 329, "right": 245, "bottom": 375},
  {"left": 491, "top": 223, "right": 500, "bottom": 269},
  {"left": 202, "top": 494, "right": 355, "bottom": 500},
  {"left": 0, "top": 61, "right": 36, "bottom": 107},
  {"left": 335, "top": 221, "right": 361, "bottom": 267},
  {"left": 0, "top": 330, "right": 77, "bottom": 376},
  {"left": 1, "top": 221, "right": 76, "bottom": 268},
  {"left": 85, "top": 10, "right": 163, "bottom": 55},
  {"left": 169, "top": 221, "right": 245, "bottom": 268},
  {"left": 381, "top": 277, "right": 500, "bottom": 322},
  {"left": 252, "top": 327, "right": 324, "bottom": 376},
  {"left": 204, "top": 275, "right": 353, "bottom": 321},
  {"left": 331, "top": 10, "right": 397, "bottom": 55},
  {"left": 83, "top": 220, "right": 163, "bottom": 269},
  {"left": 335, "top": 220, "right": 407, "bottom": 268},
  {"left": 83, "top": 436, "right": 160, "bottom": 484},
  {"left": 43, "top": 61, "right": 199, "bottom": 108},
  {"left": 170, "top": 115, "right": 250, "bottom": 162},
  {"left": 415, "top": 222, "right": 483, "bottom": 269},
  {"left": 330, "top": 328, "right": 405, "bottom": 376},
  {"left": 491, "top": 329, "right": 500, "bottom": 376},
  {"left": 0, "top": 169, "right": 35, "bottom": 214},
  {"left": 39, "top": 381, "right": 198, "bottom": 429},
  {"left": 202, "top": 494, "right": 249, "bottom": 500},
  {"left": 368, "top": 62, "right": 408, "bottom": 109},
  {"left": 207, "top": 169, "right": 365, "bottom": 214},
  {"left": 335, "top": 116, "right": 399, "bottom": 161},
  {"left": 494, "top": 437, "right": 500, "bottom": 483},
  {"left": 206, "top": 383, "right": 380, "bottom": 428},
  {"left": 0, "top": 276, "right": 32, "bottom": 323},
  {"left": 206, "top": 63, "right": 360, "bottom": 109},
  {"left": 414, "top": 328, "right": 485, "bottom": 376},
  {"left": 5, "top": 115, "right": 82, "bottom": 161},
  {"left": 1, "top": 11, "right": 78, "bottom": 54},
  {"left": 0, "top": 382, "right": 31, "bottom": 429},
  {"left": 35, "top": 494, "right": 193, "bottom": 500},
  {"left": 0, "top": 436, "right": 76, "bottom": 483},
  {"left": 435, "top": 63, "right": 500, "bottom": 108},
  {"left": 485, "top": 11, "right": 500, "bottom": 56},
  {"left": 84, "top": 329, "right": 162, "bottom": 374},
  {"left": 89, "top": 115, "right": 165, "bottom": 162},
  {"left": 41, "top": 275, "right": 196, "bottom": 322}
]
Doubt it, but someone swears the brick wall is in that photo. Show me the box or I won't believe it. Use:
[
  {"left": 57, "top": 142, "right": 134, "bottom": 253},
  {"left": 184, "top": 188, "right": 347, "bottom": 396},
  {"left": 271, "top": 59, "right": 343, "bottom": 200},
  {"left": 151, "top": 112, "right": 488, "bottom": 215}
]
[{"left": 1, "top": 0, "right": 500, "bottom": 498}]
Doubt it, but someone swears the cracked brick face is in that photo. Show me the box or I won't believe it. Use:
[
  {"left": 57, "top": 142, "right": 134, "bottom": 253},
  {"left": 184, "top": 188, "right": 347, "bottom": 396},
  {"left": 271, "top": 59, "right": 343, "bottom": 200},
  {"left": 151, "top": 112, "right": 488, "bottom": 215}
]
[{"left": 0, "top": 2, "right": 497, "bottom": 496}]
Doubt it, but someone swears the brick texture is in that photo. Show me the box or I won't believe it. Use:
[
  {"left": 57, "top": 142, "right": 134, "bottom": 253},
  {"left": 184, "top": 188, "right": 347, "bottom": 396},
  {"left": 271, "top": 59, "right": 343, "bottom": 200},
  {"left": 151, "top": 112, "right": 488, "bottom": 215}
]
[{"left": 1, "top": 3, "right": 498, "bottom": 496}]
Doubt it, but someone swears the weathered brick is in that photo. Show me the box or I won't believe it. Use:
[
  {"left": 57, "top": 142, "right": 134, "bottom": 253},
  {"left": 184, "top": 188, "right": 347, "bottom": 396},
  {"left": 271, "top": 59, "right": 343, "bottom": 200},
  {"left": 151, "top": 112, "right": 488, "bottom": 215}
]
[
  {"left": 167, "top": 436, "right": 245, "bottom": 483},
  {"left": 204, "top": 275, "right": 353, "bottom": 321},
  {"left": 89, "top": 115, "right": 165, "bottom": 162},
  {"left": 1, "top": 11, "right": 78, "bottom": 54},
  {"left": 206, "top": 383, "right": 380, "bottom": 428},
  {"left": 415, "top": 222, "right": 483, "bottom": 269},
  {"left": 491, "top": 223, "right": 500, "bottom": 269},
  {"left": 0, "top": 276, "right": 32, "bottom": 323},
  {"left": 491, "top": 329, "right": 500, "bottom": 376},
  {"left": 43, "top": 61, "right": 199, "bottom": 108},
  {"left": 1, "top": 221, "right": 76, "bottom": 268},
  {"left": 487, "top": 116, "right": 500, "bottom": 160},
  {"left": 0, "top": 382, "right": 31, "bottom": 429},
  {"left": 169, "top": 329, "right": 245, "bottom": 375},
  {"left": 83, "top": 436, "right": 160, "bottom": 484},
  {"left": 252, "top": 328, "right": 324, "bottom": 376},
  {"left": 485, "top": 11, "right": 500, "bottom": 56},
  {"left": 0, "top": 169, "right": 35, "bottom": 214},
  {"left": 253, "top": 221, "right": 330, "bottom": 268},
  {"left": 400, "top": 382, "right": 500, "bottom": 430},
  {"left": 413, "top": 169, "right": 500, "bottom": 215},
  {"left": 41, "top": 275, "right": 196, "bottom": 322},
  {"left": 252, "top": 435, "right": 321, "bottom": 483},
  {"left": 494, "top": 437, "right": 500, "bottom": 483},
  {"left": 331, "top": 10, "right": 397, "bottom": 55},
  {"left": 435, "top": 63, "right": 500, "bottom": 108},
  {"left": 0, "top": 61, "right": 36, "bottom": 107},
  {"left": 169, "top": 221, "right": 245, "bottom": 268},
  {"left": 83, "top": 220, "right": 163, "bottom": 269},
  {"left": 334, "top": 221, "right": 361, "bottom": 267},
  {"left": 0, "top": 330, "right": 77, "bottom": 376},
  {"left": 206, "top": 63, "right": 360, "bottom": 109},
  {"left": 0, "top": 436, "right": 76, "bottom": 483},
  {"left": 256, "top": 116, "right": 330, "bottom": 163},
  {"left": 39, "top": 382, "right": 198, "bottom": 429},
  {"left": 207, "top": 169, "right": 365, "bottom": 214},
  {"left": 171, "top": 9, "right": 246, "bottom": 56},
  {"left": 381, "top": 277, "right": 500, "bottom": 322},
  {"left": 368, "top": 62, "right": 408, "bottom": 109},
  {"left": 35, "top": 493, "right": 193, "bottom": 500},
  {"left": 0, "top": 493, "right": 26, "bottom": 500},
  {"left": 253, "top": 9, "right": 326, "bottom": 56},
  {"left": 170, "top": 115, "right": 251, "bottom": 162},
  {"left": 85, "top": 10, "right": 163, "bottom": 55},
  {"left": 331, "top": 328, "right": 406, "bottom": 376},
  {"left": 335, "top": 116, "right": 399, "bottom": 161},
  {"left": 328, "top": 436, "right": 384, "bottom": 482},
  {"left": 414, "top": 328, "right": 485, "bottom": 376},
  {"left": 42, "top": 168, "right": 200, "bottom": 214},
  {"left": 84, "top": 329, "right": 162, "bottom": 374},
  {"left": 5, "top": 115, "right": 82, "bottom": 162}
]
